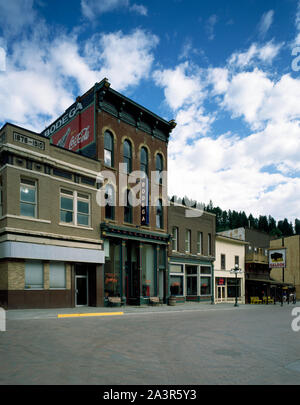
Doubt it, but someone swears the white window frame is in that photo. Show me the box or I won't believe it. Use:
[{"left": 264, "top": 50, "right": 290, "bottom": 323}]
[
  {"left": 170, "top": 264, "right": 184, "bottom": 296},
  {"left": 172, "top": 227, "right": 178, "bottom": 252},
  {"left": 20, "top": 178, "right": 37, "bottom": 218},
  {"left": 60, "top": 189, "right": 90, "bottom": 227},
  {"left": 197, "top": 231, "right": 203, "bottom": 255},
  {"left": 185, "top": 229, "right": 191, "bottom": 253}
]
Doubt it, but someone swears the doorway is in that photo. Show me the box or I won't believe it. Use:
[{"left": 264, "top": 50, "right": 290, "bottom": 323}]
[
  {"left": 75, "top": 265, "right": 88, "bottom": 306},
  {"left": 217, "top": 285, "right": 226, "bottom": 302}
]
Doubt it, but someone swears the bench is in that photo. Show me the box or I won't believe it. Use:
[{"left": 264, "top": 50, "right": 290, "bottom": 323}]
[
  {"left": 263, "top": 296, "right": 274, "bottom": 304},
  {"left": 250, "top": 296, "right": 262, "bottom": 304},
  {"left": 107, "top": 297, "right": 125, "bottom": 307},
  {"left": 149, "top": 297, "right": 161, "bottom": 306}
]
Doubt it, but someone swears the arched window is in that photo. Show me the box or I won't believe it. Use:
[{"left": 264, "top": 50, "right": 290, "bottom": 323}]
[
  {"left": 123, "top": 140, "right": 132, "bottom": 173},
  {"left": 105, "top": 184, "right": 115, "bottom": 220},
  {"left": 124, "top": 189, "right": 133, "bottom": 223},
  {"left": 156, "top": 199, "right": 163, "bottom": 229},
  {"left": 156, "top": 153, "right": 163, "bottom": 184},
  {"left": 140, "top": 147, "right": 148, "bottom": 176},
  {"left": 104, "top": 131, "right": 114, "bottom": 167}
]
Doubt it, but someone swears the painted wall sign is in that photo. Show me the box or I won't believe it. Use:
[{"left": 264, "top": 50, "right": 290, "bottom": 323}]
[
  {"left": 269, "top": 249, "right": 286, "bottom": 268},
  {"left": 13, "top": 132, "right": 45, "bottom": 150},
  {"left": 141, "top": 176, "right": 149, "bottom": 226},
  {"left": 41, "top": 92, "right": 95, "bottom": 155}
]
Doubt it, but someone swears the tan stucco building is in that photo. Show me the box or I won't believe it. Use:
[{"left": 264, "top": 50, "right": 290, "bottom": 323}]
[
  {"left": 214, "top": 234, "right": 247, "bottom": 304},
  {"left": 270, "top": 235, "right": 300, "bottom": 299}
]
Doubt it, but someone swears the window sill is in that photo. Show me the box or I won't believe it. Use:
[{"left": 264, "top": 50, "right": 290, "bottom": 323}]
[
  {"left": 4, "top": 214, "right": 51, "bottom": 224},
  {"left": 59, "top": 222, "right": 93, "bottom": 230}
]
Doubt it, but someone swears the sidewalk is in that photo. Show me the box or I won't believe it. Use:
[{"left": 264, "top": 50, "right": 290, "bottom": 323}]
[{"left": 6, "top": 301, "right": 241, "bottom": 320}]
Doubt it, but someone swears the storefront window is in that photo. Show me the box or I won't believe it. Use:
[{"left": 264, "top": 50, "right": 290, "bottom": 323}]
[
  {"left": 170, "top": 264, "right": 184, "bottom": 296},
  {"left": 186, "top": 265, "right": 198, "bottom": 296},
  {"left": 227, "top": 278, "right": 241, "bottom": 298},
  {"left": 170, "top": 275, "right": 184, "bottom": 296},
  {"left": 200, "top": 277, "right": 211, "bottom": 295},
  {"left": 141, "top": 244, "right": 155, "bottom": 297},
  {"left": 104, "top": 242, "right": 121, "bottom": 297}
]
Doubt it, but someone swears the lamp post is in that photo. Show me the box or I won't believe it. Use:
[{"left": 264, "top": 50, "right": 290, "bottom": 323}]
[{"left": 230, "top": 264, "right": 243, "bottom": 307}]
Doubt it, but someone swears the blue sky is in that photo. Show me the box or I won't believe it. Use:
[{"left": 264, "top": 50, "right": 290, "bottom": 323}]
[{"left": 0, "top": 0, "right": 300, "bottom": 223}]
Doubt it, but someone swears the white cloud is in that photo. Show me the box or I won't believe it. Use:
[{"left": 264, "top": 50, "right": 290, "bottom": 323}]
[
  {"left": 229, "top": 41, "right": 283, "bottom": 68},
  {"left": 0, "top": 0, "right": 36, "bottom": 37},
  {"left": 258, "top": 10, "right": 274, "bottom": 38},
  {"left": 81, "top": 0, "right": 129, "bottom": 20},
  {"left": 130, "top": 4, "right": 148, "bottom": 16},
  {"left": 205, "top": 14, "right": 218, "bottom": 41},
  {"left": 153, "top": 62, "right": 204, "bottom": 111}
]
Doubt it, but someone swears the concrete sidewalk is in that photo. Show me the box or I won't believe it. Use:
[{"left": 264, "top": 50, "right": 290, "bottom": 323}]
[{"left": 5, "top": 301, "right": 246, "bottom": 320}]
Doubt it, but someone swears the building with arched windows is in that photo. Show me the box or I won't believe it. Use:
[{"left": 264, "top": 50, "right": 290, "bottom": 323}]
[{"left": 39, "top": 78, "right": 176, "bottom": 307}]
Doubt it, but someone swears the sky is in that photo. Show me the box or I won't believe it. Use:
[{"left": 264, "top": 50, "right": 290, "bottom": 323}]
[{"left": 0, "top": 0, "right": 300, "bottom": 223}]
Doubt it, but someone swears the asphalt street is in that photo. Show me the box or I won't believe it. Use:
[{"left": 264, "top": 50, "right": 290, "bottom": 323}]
[{"left": 1, "top": 303, "right": 300, "bottom": 385}]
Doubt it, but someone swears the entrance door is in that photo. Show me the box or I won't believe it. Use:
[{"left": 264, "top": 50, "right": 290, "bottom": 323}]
[
  {"left": 75, "top": 266, "right": 88, "bottom": 306},
  {"left": 217, "top": 286, "right": 226, "bottom": 302},
  {"left": 125, "top": 242, "right": 140, "bottom": 305}
]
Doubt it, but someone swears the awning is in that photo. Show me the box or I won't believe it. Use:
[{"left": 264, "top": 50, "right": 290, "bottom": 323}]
[{"left": 246, "top": 278, "right": 293, "bottom": 287}]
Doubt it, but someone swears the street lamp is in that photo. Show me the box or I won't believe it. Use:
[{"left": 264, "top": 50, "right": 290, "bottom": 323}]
[{"left": 230, "top": 264, "right": 243, "bottom": 307}]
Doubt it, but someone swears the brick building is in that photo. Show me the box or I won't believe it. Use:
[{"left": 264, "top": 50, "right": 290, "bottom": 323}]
[
  {"left": 168, "top": 201, "right": 216, "bottom": 303},
  {"left": 41, "top": 78, "right": 176, "bottom": 306}
]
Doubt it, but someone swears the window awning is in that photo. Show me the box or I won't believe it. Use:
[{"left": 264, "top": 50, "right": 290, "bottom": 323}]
[{"left": 246, "top": 278, "right": 293, "bottom": 287}]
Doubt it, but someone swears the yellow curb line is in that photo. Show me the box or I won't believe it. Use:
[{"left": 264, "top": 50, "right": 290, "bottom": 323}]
[{"left": 57, "top": 312, "right": 124, "bottom": 318}]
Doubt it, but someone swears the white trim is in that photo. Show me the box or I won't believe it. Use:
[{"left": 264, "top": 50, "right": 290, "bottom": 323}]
[
  {"left": 0, "top": 241, "right": 105, "bottom": 263},
  {"left": 4, "top": 164, "right": 96, "bottom": 192},
  {"left": 1, "top": 227, "right": 102, "bottom": 244},
  {"left": 2, "top": 142, "right": 101, "bottom": 178},
  {"left": 59, "top": 223, "right": 93, "bottom": 231},
  {"left": 1, "top": 214, "right": 51, "bottom": 224}
]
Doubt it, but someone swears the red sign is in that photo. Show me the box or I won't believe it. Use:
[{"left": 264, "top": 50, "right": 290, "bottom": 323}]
[
  {"left": 217, "top": 278, "right": 225, "bottom": 286},
  {"left": 50, "top": 104, "right": 94, "bottom": 152}
]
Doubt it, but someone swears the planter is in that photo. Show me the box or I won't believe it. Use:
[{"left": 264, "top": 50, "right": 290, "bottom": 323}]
[{"left": 168, "top": 296, "right": 176, "bottom": 306}]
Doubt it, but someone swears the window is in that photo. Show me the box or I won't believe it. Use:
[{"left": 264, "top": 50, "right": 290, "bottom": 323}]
[
  {"left": 197, "top": 231, "right": 203, "bottom": 254},
  {"left": 155, "top": 153, "right": 163, "bottom": 184},
  {"left": 227, "top": 278, "right": 241, "bottom": 298},
  {"left": 49, "top": 262, "right": 66, "bottom": 289},
  {"left": 186, "top": 266, "right": 198, "bottom": 296},
  {"left": 25, "top": 260, "right": 43, "bottom": 289},
  {"left": 221, "top": 254, "right": 226, "bottom": 270},
  {"left": 141, "top": 244, "right": 155, "bottom": 297},
  {"left": 156, "top": 199, "right": 163, "bottom": 228},
  {"left": 60, "top": 189, "right": 73, "bottom": 223},
  {"left": 123, "top": 140, "right": 132, "bottom": 173},
  {"left": 185, "top": 229, "right": 191, "bottom": 253},
  {"left": 124, "top": 189, "right": 133, "bottom": 223},
  {"left": 140, "top": 147, "right": 148, "bottom": 176},
  {"left": 104, "top": 241, "right": 121, "bottom": 297},
  {"left": 170, "top": 264, "right": 184, "bottom": 296},
  {"left": 208, "top": 233, "right": 212, "bottom": 255},
  {"left": 60, "top": 189, "right": 90, "bottom": 226},
  {"left": 105, "top": 184, "right": 115, "bottom": 220},
  {"left": 104, "top": 131, "right": 114, "bottom": 167},
  {"left": 20, "top": 179, "right": 37, "bottom": 218},
  {"left": 172, "top": 227, "right": 178, "bottom": 251},
  {"left": 77, "top": 193, "right": 90, "bottom": 226},
  {"left": 200, "top": 266, "right": 212, "bottom": 296},
  {"left": 235, "top": 255, "right": 239, "bottom": 267}
]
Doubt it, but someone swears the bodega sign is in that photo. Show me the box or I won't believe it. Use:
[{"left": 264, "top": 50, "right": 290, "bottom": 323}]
[
  {"left": 269, "top": 249, "right": 286, "bottom": 268},
  {"left": 42, "top": 102, "right": 83, "bottom": 138}
]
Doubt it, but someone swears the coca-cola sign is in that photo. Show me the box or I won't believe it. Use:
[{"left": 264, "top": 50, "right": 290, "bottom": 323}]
[{"left": 49, "top": 103, "right": 94, "bottom": 153}]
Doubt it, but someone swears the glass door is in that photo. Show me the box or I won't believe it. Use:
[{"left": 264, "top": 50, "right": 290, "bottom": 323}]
[{"left": 75, "top": 266, "right": 88, "bottom": 306}]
